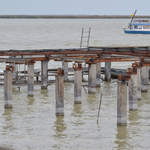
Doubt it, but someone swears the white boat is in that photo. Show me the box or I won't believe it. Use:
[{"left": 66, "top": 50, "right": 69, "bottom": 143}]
[
  {"left": 124, "top": 19, "right": 150, "bottom": 34},
  {"left": 123, "top": 10, "right": 150, "bottom": 34}
]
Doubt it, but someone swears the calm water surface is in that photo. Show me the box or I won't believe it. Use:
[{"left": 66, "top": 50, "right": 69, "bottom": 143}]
[{"left": 0, "top": 19, "right": 150, "bottom": 150}]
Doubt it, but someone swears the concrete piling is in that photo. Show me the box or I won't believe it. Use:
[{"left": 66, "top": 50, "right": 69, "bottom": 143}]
[
  {"left": 62, "top": 60, "right": 68, "bottom": 82},
  {"left": 127, "top": 68, "right": 138, "bottom": 111},
  {"left": 73, "top": 63, "right": 82, "bottom": 104},
  {"left": 141, "top": 66, "right": 147, "bottom": 92},
  {"left": 137, "top": 68, "right": 141, "bottom": 100},
  {"left": 105, "top": 62, "right": 111, "bottom": 81},
  {"left": 55, "top": 68, "right": 64, "bottom": 116},
  {"left": 88, "top": 63, "right": 96, "bottom": 94},
  {"left": 27, "top": 60, "right": 34, "bottom": 97},
  {"left": 96, "top": 62, "right": 101, "bottom": 87},
  {"left": 132, "top": 62, "right": 142, "bottom": 100},
  {"left": 4, "top": 66, "right": 13, "bottom": 108},
  {"left": 117, "top": 75, "right": 130, "bottom": 126},
  {"left": 41, "top": 60, "right": 48, "bottom": 89}
]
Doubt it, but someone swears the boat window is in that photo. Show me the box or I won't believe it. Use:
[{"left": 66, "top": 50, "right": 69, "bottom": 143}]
[
  {"left": 143, "top": 25, "right": 150, "bottom": 29},
  {"left": 137, "top": 25, "right": 142, "bottom": 29},
  {"left": 134, "top": 25, "right": 137, "bottom": 29}
]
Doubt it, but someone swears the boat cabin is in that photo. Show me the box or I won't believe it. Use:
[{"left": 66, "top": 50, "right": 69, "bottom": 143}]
[{"left": 129, "top": 19, "right": 150, "bottom": 30}]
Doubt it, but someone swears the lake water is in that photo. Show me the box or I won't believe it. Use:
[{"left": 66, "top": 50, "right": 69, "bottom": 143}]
[{"left": 0, "top": 19, "right": 150, "bottom": 150}]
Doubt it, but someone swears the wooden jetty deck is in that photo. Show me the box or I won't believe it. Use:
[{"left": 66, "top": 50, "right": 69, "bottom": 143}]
[{"left": 1, "top": 45, "right": 150, "bottom": 126}]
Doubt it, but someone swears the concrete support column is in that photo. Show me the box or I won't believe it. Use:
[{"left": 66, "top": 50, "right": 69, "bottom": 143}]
[
  {"left": 73, "top": 64, "right": 82, "bottom": 104},
  {"left": 141, "top": 66, "right": 147, "bottom": 92},
  {"left": 128, "top": 74, "right": 138, "bottom": 111},
  {"left": 55, "top": 69, "right": 64, "bottom": 116},
  {"left": 137, "top": 68, "right": 141, "bottom": 100},
  {"left": 96, "top": 62, "right": 101, "bottom": 87},
  {"left": 146, "top": 66, "right": 149, "bottom": 84},
  {"left": 88, "top": 63, "right": 96, "bottom": 94},
  {"left": 62, "top": 60, "right": 68, "bottom": 82},
  {"left": 117, "top": 76, "right": 128, "bottom": 126},
  {"left": 4, "top": 70, "right": 12, "bottom": 108},
  {"left": 41, "top": 60, "right": 48, "bottom": 89},
  {"left": 105, "top": 62, "right": 111, "bottom": 81},
  {"left": 28, "top": 63, "right": 34, "bottom": 97}
]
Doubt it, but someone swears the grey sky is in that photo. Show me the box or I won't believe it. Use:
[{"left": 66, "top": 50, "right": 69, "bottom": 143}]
[{"left": 0, "top": 0, "right": 149, "bottom": 15}]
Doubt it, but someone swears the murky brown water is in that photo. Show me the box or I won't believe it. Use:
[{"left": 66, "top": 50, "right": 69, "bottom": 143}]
[{"left": 0, "top": 19, "right": 150, "bottom": 150}]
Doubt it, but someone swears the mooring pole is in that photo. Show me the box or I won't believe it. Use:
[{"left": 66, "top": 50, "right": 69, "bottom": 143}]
[
  {"left": 55, "top": 68, "right": 64, "bottom": 116},
  {"left": 41, "top": 60, "right": 48, "bottom": 89},
  {"left": 117, "top": 75, "right": 130, "bottom": 126},
  {"left": 73, "top": 63, "right": 82, "bottom": 104},
  {"left": 4, "top": 65, "right": 14, "bottom": 108}
]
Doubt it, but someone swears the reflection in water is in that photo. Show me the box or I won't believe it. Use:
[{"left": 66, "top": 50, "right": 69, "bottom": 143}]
[
  {"left": 40, "top": 89, "right": 48, "bottom": 97},
  {"left": 2, "top": 109, "right": 13, "bottom": 134},
  {"left": 115, "top": 126, "right": 129, "bottom": 150},
  {"left": 128, "top": 110, "right": 140, "bottom": 124},
  {"left": 27, "top": 97, "right": 35, "bottom": 106},
  {"left": 53, "top": 116, "right": 67, "bottom": 139}
]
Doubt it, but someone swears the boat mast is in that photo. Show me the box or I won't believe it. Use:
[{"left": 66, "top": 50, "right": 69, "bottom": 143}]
[{"left": 130, "top": 9, "right": 137, "bottom": 23}]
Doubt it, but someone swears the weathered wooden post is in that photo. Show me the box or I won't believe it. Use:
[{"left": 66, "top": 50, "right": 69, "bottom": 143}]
[
  {"left": 105, "top": 62, "right": 111, "bottom": 81},
  {"left": 4, "top": 65, "right": 14, "bottom": 108},
  {"left": 62, "top": 60, "right": 68, "bottom": 82},
  {"left": 55, "top": 68, "right": 64, "bottom": 116},
  {"left": 87, "top": 59, "right": 96, "bottom": 94},
  {"left": 96, "top": 62, "right": 101, "bottom": 87},
  {"left": 27, "top": 59, "right": 35, "bottom": 97},
  {"left": 73, "top": 63, "right": 82, "bottom": 104},
  {"left": 127, "top": 68, "right": 138, "bottom": 111},
  {"left": 117, "top": 75, "right": 130, "bottom": 126},
  {"left": 41, "top": 60, "right": 48, "bottom": 89},
  {"left": 132, "top": 62, "right": 142, "bottom": 100}
]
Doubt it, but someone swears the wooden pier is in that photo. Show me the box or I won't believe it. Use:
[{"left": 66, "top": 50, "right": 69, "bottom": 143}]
[{"left": 1, "top": 46, "right": 150, "bottom": 125}]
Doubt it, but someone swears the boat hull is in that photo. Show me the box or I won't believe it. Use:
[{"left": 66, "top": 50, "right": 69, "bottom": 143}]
[{"left": 124, "top": 29, "right": 150, "bottom": 34}]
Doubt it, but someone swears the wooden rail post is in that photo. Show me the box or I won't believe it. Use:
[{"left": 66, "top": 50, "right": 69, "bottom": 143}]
[
  {"left": 73, "top": 63, "right": 82, "bottom": 104},
  {"left": 41, "top": 60, "right": 48, "bottom": 89},
  {"left": 4, "top": 65, "right": 14, "bottom": 108},
  {"left": 27, "top": 59, "right": 35, "bottom": 97},
  {"left": 127, "top": 68, "right": 138, "bottom": 111},
  {"left": 96, "top": 62, "right": 101, "bottom": 87},
  {"left": 55, "top": 68, "right": 64, "bottom": 116},
  {"left": 117, "top": 75, "right": 130, "bottom": 126}
]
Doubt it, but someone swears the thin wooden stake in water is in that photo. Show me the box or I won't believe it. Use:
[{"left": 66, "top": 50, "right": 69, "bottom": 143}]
[
  {"left": 97, "top": 93, "right": 102, "bottom": 123},
  {"left": 82, "top": 85, "right": 87, "bottom": 94}
]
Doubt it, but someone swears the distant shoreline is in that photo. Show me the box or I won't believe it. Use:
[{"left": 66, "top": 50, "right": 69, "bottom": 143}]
[{"left": 0, "top": 15, "right": 150, "bottom": 19}]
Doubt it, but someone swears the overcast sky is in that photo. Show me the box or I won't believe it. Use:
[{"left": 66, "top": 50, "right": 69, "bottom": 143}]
[{"left": 0, "top": 0, "right": 149, "bottom": 15}]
